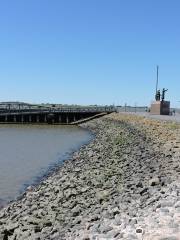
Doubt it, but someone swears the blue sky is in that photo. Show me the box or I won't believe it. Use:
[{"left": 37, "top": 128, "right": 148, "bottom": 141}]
[{"left": 0, "top": 0, "right": 180, "bottom": 107}]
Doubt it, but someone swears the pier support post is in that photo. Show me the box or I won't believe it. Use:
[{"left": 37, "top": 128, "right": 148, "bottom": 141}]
[
  {"left": 21, "top": 115, "right": 24, "bottom": 123},
  {"left": 66, "top": 115, "right": 69, "bottom": 124},
  {"left": 58, "top": 115, "right": 61, "bottom": 123},
  {"left": 44, "top": 115, "right": 47, "bottom": 123},
  {"left": 13, "top": 116, "right": 16, "bottom": 123},
  {"left": 29, "top": 115, "right": 32, "bottom": 123},
  {"left": 36, "top": 115, "right": 39, "bottom": 123},
  {"left": 5, "top": 115, "right": 8, "bottom": 122},
  {"left": 73, "top": 115, "right": 76, "bottom": 122}
]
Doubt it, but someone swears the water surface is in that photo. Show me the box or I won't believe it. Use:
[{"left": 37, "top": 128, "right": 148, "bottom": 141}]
[{"left": 0, "top": 125, "right": 92, "bottom": 205}]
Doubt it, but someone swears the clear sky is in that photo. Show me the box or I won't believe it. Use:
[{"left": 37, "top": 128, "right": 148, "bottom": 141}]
[{"left": 0, "top": 0, "right": 180, "bottom": 107}]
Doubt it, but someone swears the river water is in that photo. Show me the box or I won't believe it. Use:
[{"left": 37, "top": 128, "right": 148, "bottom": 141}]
[{"left": 0, "top": 125, "right": 92, "bottom": 206}]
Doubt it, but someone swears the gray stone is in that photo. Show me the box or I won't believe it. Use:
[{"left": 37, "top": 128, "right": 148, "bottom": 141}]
[
  {"left": 160, "top": 201, "right": 174, "bottom": 207},
  {"left": 159, "top": 208, "right": 170, "bottom": 213},
  {"left": 168, "top": 222, "right": 179, "bottom": 229},
  {"left": 106, "top": 230, "right": 120, "bottom": 238},
  {"left": 99, "top": 224, "right": 113, "bottom": 234},
  {"left": 6, "top": 222, "right": 19, "bottom": 231},
  {"left": 129, "top": 218, "right": 137, "bottom": 225},
  {"left": 125, "top": 233, "right": 138, "bottom": 239},
  {"left": 71, "top": 205, "right": 81, "bottom": 217},
  {"left": 136, "top": 228, "right": 143, "bottom": 233},
  {"left": 90, "top": 223, "right": 100, "bottom": 232},
  {"left": 114, "top": 215, "right": 122, "bottom": 225},
  {"left": 96, "top": 190, "right": 110, "bottom": 202},
  {"left": 50, "top": 232, "right": 60, "bottom": 239},
  {"left": 140, "top": 187, "right": 149, "bottom": 195},
  {"left": 174, "top": 201, "right": 180, "bottom": 208},
  {"left": 136, "top": 182, "right": 143, "bottom": 188},
  {"left": 149, "top": 177, "right": 160, "bottom": 186},
  {"left": 34, "top": 225, "right": 42, "bottom": 233},
  {"left": 159, "top": 237, "right": 179, "bottom": 240}
]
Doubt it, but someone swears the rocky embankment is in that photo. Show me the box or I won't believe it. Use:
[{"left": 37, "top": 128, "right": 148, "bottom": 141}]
[{"left": 0, "top": 113, "right": 180, "bottom": 240}]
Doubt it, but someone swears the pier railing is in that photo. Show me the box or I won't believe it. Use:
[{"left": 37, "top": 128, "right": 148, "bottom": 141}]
[{"left": 0, "top": 106, "right": 116, "bottom": 115}]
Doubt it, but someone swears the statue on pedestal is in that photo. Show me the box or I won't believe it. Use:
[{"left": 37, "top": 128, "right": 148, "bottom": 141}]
[
  {"left": 161, "top": 88, "right": 168, "bottom": 101},
  {"left": 151, "top": 66, "right": 170, "bottom": 115},
  {"left": 155, "top": 90, "right": 161, "bottom": 101},
  {"left": 155, "top": 88, "right": 168, "bottom": 101}
]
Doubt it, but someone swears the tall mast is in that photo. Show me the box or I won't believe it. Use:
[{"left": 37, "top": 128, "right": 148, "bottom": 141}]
[{"left": 156, "top": 65, "right": 159, "bottom": 94}]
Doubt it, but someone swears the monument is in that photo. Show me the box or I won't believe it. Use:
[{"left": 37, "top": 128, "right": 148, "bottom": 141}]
[{"left": 150, "top": 66, "right": 170, "bottom": 115}]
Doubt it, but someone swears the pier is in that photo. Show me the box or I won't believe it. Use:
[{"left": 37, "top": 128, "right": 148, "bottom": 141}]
[{"left": 0, "top": 102, "right": 115, "bottom": 124}]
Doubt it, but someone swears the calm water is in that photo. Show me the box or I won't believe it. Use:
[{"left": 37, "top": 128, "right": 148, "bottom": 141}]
[{"left": 0, "top": 125, "right": 92, "bottom": 205}]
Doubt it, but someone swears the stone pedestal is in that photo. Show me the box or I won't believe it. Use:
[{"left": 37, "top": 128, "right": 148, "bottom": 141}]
[{"left": 150, "top": 101, "right": 170, "bottom": 115}]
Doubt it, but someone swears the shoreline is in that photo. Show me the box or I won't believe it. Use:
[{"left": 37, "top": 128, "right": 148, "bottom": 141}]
[{"left": 0, "top": 113, "right": 180, "bottom": 239}]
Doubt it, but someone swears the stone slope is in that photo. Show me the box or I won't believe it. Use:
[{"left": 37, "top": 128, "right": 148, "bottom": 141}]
[{"left": 0, "top": 113, "right": 179, "bottom": 240}]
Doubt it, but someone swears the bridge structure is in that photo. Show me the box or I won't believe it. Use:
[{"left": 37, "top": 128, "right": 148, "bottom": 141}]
[{"left": 0, "top": 102, "right": 115, "bottom": 124}]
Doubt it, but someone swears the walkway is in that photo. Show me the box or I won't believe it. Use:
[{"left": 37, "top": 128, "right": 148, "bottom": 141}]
[{"left": 119, "top": 112, "right": 180, "bottom": 123}]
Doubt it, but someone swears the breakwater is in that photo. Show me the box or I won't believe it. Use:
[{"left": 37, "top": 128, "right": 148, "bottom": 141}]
[{"left": 0, "top": 113, "right": 180, "bottom": 239}]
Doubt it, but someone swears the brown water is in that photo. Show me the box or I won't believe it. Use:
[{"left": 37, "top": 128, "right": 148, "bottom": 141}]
[{"left": 0, "top": 125, "right": 92, "bottom": 205}]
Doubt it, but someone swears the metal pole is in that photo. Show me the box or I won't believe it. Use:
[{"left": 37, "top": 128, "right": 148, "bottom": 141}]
[{"left": 156, "top": 65, "right": 159, "bottom": 94}]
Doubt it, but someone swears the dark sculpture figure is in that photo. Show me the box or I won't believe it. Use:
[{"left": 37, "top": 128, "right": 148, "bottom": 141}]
[
  {"left": 161, "top": 88, "right": 168, "bottom": 101},
  {"left": 155, "top": 90, "right": 161, "bottom": 101}
]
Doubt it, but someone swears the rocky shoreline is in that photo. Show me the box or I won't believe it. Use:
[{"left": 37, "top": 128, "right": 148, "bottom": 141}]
[{"left": 0, "top": 113, "right": 180, "bottom": 240}]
